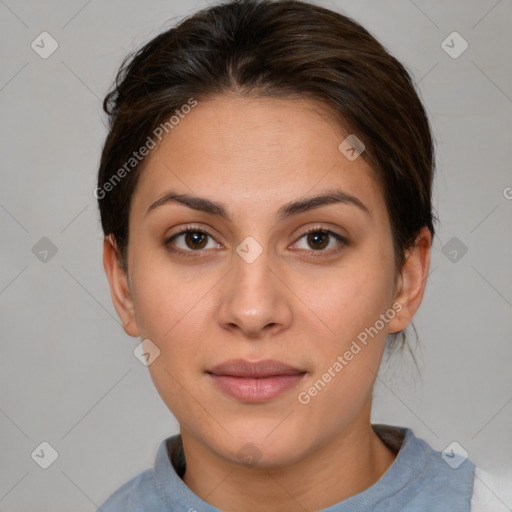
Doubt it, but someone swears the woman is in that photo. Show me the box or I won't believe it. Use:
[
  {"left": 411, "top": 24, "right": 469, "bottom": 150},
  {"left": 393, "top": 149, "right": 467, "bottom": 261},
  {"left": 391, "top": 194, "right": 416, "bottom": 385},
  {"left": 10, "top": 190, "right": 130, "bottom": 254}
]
[{"left": 96, "top": 0, "right": 503, "bottom": 510}]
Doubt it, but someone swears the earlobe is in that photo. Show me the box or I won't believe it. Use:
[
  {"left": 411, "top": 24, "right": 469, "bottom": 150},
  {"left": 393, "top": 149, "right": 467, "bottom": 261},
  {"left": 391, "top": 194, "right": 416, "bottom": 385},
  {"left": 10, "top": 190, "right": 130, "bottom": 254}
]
[
  {"left": 388, "top": 227, "right": 432, "bottom": 334},
  {"left": 103, "top": 235, "right": 140, "bottom": 337}
]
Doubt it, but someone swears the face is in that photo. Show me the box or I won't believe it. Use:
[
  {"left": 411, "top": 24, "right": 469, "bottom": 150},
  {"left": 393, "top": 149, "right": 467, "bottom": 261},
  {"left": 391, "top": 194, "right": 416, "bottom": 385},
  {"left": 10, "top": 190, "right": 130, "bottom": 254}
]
[{"left": 104, "top": 95, "right": 430, "bottom": 468}]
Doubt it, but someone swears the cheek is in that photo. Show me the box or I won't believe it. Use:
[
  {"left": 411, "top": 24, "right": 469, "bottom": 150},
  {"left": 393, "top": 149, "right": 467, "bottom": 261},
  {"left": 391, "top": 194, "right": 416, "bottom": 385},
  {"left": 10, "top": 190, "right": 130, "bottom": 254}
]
[
  {"left": 129, "top": 247, "right": 210, "bottom": 339},
  {"left": 129, "top": 261, "right": 212, "bottom": 422},
  {"left": 293, "top": 265, "right": 395, "bottom": 430},
  {"left": 128, "top": 253, "right": 219, "bottom": 388},
  {"left": 298, "top": 254, "right": 396, "bottom": 346}
]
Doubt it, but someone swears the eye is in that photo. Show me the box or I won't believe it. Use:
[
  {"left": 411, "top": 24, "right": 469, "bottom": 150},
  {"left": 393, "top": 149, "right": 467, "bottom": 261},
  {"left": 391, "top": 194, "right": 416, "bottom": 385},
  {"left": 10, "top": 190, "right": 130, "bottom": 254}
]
[
  {"left": 164, "top": 225, "right": 348, "bottom": 259},
  {"left": 165, "top": 225, "right": 221, "bottom": 256},
  {"left": 292, "top": 227, "right": 348, "bottom": 255}
]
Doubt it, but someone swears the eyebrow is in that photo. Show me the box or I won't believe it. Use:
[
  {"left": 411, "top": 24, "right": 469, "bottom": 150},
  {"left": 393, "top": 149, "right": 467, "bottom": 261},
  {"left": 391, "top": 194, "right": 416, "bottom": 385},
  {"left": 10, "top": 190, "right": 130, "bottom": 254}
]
[{"left": 146, "top": 189, "right": 370, "bottom": 220}]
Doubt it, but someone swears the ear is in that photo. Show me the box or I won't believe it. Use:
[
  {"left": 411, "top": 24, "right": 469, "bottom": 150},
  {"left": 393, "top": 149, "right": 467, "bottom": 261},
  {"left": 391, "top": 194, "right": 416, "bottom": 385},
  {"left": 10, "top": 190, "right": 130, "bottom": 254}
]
[
  {"left": 103, "top": 235, "right": 139, "bottom": 337},
  {"left": 388, "top": 227, "right": 432, "bottom": 334}
]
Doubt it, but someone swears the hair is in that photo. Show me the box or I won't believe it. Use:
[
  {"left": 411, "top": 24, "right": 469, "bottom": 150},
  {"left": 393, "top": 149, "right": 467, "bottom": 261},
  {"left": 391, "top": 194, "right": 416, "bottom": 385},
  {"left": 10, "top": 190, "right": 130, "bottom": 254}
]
[{"left": 97, "top": 0, "right": 436, "bottom": 357}]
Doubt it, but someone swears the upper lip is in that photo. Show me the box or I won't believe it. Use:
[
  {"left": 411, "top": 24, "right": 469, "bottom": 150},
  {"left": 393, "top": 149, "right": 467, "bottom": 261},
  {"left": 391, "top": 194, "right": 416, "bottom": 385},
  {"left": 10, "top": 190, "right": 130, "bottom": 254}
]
[{"left": 207, "top": 359, "right": 306, "bottom": 378}]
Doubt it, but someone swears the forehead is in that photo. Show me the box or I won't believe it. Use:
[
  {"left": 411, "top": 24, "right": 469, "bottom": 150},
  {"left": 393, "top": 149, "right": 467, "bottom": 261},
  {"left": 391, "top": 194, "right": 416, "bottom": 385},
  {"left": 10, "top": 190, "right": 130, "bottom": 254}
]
[{"left": 131, "top": 95, "right": 385, "bottom": 219}]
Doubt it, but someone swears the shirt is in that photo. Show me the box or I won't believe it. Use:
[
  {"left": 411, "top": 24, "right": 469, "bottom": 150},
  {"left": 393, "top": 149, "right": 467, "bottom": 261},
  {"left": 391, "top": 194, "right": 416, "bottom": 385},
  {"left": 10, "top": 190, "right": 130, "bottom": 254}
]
[{"left": 96, "top": 423, "right": 497, "bottom": 511}]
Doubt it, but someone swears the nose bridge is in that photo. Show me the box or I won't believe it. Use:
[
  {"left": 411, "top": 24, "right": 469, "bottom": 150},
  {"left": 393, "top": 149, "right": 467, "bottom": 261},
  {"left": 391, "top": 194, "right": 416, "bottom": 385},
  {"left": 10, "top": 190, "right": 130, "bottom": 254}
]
[
  {"left": 216, "top": 235, "right": 292, "bottom": 336},
  {"left": 234, "top": 238, "right": 273, "bottom": 296}
]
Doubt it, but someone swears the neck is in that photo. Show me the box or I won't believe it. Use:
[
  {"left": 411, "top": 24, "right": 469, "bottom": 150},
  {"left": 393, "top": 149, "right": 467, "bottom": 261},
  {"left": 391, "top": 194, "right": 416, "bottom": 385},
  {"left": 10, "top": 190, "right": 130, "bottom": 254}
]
[{"left": 180, "top": 406, "right": 397, "bottom": 511}]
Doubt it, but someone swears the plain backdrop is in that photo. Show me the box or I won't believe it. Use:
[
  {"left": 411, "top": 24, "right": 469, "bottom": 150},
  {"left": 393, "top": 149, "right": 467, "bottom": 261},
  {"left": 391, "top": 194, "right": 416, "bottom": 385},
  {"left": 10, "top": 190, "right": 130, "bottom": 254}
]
[{"left": 1, "top": 0, "right": 511, "bottom": 510}]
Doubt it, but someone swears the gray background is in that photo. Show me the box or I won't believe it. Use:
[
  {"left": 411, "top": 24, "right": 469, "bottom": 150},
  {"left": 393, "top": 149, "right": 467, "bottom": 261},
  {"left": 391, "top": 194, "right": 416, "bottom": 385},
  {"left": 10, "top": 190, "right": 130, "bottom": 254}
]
[{"left": 1, "top": 0, "right": 511, "bottom": 510}]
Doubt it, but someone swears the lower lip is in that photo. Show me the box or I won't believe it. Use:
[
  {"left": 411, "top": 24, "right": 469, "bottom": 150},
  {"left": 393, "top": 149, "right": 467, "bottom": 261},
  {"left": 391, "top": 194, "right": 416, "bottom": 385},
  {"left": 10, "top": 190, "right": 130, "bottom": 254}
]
[{"left": 208, "top": 373, "right": 306, "bottom": 403}]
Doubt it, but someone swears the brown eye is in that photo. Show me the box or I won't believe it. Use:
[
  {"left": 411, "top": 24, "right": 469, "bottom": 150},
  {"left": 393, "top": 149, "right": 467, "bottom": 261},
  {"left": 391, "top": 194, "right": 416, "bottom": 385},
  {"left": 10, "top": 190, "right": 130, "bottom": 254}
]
[
  {"left": 307, "top": 231, "right": 329, "bottom": 250},
  {"left": 293, "top": 228, "right": 348, "bottom": 255},
  {"left": 183, "top": 231, "right": 208, "bottom": 250},
  {"left": 165, "top": 228, "right": 220, "bottom": 255}
]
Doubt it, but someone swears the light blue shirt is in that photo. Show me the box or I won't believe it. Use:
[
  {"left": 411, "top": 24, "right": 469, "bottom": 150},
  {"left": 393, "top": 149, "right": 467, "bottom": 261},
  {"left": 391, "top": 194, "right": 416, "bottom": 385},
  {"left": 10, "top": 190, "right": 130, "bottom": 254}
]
[{"left": 97, "top": 424, "right": 475, "bottom": 511}]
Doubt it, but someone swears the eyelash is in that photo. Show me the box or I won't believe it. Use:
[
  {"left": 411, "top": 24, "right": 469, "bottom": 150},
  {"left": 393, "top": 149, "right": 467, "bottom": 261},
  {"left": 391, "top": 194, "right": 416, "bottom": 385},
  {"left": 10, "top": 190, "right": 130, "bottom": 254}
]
[{"left": 164, "top": 224, "right": 348, "bottom": 259}]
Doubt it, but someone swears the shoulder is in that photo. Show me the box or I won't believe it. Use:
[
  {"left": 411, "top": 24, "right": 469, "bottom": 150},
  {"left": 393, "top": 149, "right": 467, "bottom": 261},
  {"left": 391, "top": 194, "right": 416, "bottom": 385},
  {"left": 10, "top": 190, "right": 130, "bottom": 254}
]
[
  {"left": 471, "top": 467, "right": 512, "bottom": 512},
  {"left": 96, "top": 468, "right": 159, "bottom": 512},
  {"left": 96, "top": 434, "right": 186, "bottom": 511}
]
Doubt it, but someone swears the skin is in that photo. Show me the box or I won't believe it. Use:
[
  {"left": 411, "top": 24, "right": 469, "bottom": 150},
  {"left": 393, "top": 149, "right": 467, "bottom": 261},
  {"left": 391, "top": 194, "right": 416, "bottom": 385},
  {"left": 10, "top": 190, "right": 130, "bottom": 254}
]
[{"left": 103, "top": 94, "right": 431, "bottom": 511}]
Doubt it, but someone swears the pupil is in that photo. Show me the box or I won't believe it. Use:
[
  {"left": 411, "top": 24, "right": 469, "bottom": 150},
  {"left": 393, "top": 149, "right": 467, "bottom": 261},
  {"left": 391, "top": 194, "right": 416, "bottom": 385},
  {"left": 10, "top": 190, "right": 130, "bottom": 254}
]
[
  {"left": 186, "top": 232, "right": 207, "bottom": 249},
  {"left": 309, "top": 232, "right": 328, "bottom": 250}
]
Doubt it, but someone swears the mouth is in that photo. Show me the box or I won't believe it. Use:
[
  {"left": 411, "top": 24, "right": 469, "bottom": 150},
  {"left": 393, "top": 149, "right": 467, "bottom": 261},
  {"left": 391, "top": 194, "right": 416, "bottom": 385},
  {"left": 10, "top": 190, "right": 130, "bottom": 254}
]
[{"left": 206, "top": 359, "right": 307, "bottom": 403}]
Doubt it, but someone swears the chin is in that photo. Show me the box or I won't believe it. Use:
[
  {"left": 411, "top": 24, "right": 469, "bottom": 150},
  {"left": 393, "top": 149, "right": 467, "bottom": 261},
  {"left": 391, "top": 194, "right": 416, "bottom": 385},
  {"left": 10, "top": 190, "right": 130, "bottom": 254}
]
[{"left": 210, "top": 426, "right": 306, "bottom": 469}]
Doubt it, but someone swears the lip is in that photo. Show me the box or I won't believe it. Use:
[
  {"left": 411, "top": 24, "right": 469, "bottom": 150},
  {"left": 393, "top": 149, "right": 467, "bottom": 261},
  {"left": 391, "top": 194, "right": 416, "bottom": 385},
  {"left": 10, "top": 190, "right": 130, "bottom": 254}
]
[{"left": 206, "top": 359, "right": 307, "bottom": 403}]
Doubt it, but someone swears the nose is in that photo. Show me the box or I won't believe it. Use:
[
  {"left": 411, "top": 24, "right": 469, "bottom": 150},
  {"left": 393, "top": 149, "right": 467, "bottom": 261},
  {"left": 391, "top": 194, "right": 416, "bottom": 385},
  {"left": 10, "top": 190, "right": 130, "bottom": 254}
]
[{"left": 216, "top": 243, "right": 293, "bottom": 339}]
